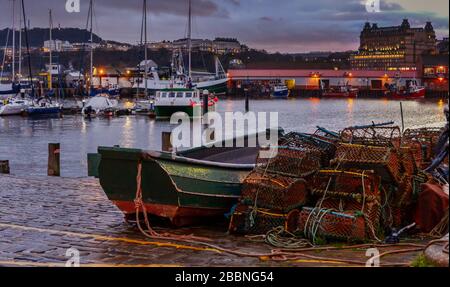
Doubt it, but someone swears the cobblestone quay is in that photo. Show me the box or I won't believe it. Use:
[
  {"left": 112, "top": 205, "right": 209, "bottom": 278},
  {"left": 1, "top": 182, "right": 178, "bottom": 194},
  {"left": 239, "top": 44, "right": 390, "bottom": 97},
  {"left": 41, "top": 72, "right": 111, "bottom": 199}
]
[{"left": 0, "top": 175, "right": 426, "bottom": 267}]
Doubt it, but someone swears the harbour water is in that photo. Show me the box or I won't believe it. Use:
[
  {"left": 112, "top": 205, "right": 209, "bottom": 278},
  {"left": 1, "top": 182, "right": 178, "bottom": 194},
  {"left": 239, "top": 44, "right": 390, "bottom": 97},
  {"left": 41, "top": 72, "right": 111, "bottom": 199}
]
[{"left": 0, "top": 98, "right": 446, "bottom": 177}]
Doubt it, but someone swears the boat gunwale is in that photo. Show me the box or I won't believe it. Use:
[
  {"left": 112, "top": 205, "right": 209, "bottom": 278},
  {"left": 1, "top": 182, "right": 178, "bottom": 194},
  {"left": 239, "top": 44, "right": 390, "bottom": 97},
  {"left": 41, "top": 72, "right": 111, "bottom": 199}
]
[{"left": 143, "top": 150, "right": 256, "bottom": 170}]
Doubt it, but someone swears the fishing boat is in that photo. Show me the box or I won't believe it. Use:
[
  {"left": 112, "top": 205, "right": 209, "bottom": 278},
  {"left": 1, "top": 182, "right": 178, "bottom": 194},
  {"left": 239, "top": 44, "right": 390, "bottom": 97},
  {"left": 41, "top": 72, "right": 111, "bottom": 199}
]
[
  {"left": 90, "top": 140, "right": 265, "bottom": 226},
  {"left": 154, "top": 88, "right": 217, "bottom": 119},
  {"left": 322, "top": 86, "right": 358, "bottom": 98},
  {"left": 81, "top": 94, "right": 119, "bottom": 117},
  {"left": 0, "top": 96, "right": 31, "bottom": 116},
  {"left": 271, "top": 85, "right": 289, "bottom": 98},
  {"left": 386, "top": 80, "right": 426, "bottom": 99}
]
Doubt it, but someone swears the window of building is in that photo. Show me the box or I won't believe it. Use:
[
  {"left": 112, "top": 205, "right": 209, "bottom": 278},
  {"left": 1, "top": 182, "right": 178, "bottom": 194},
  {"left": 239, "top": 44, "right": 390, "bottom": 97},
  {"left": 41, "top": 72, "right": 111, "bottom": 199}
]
[{"left": 424, "top": 67, "right": 435, "bottom": 76}]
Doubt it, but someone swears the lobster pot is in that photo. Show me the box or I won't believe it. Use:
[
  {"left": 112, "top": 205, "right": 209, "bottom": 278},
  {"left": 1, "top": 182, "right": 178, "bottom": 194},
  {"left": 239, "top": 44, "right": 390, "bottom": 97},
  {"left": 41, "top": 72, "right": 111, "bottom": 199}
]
[
  {"left": 279, "top": 132, "right": 337, "bottom": 166},
  {"left": 318, "top": 197, "right": 381, "bottom": 232},
  {"left": 310, "top": 170, "right": 380, "bottom": 202},
  {"left": 340, "top": 126, "right": 401, "bottom": 149},
  {"left": 298, "top": 207, "right": 367, "bottom": 242},
  {"left": 228, "top": 204, "right": 287, "bottom": 235},
  {"left": 241, "top": 171, "right": 309, "bottom": 212},
  {"left": 256, "top": 147, "right": 321, "bottom": 178},
  {"left": 392, "top": 175, "right": 413, "bottom": 208},
  {"left": 403, "top": 128, "right": 443, "bottom": 168},
  {"left": 399, "top": 146, "right": 419, "bottom": 176},
  {"left": 285, "top": 209, "right": 301, "bottom": 233},
  {"left": 332, "top": 144, "right": 401, "bottom": 184}
]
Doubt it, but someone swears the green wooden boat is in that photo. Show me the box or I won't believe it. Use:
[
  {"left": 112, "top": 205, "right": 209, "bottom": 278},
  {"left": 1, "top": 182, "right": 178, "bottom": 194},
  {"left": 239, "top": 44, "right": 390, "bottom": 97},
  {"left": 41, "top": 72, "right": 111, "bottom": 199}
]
[{"left": 93, "top": 145, "right": 260, "bottom": 226}]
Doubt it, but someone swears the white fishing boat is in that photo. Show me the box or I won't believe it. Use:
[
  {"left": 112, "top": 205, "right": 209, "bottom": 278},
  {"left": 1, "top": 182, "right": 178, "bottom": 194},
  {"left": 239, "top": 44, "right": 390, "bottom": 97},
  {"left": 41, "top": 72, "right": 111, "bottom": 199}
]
[
  {"left": 271, "top": 85, "right": 290, "bottom": 98},
  {"left": 154, "top": 88, "right": 217, "bottom": 119}
]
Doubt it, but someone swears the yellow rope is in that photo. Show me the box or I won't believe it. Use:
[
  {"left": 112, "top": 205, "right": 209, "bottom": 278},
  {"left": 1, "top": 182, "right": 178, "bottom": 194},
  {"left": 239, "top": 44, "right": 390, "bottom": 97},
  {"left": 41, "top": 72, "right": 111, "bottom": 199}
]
[{"left": 0, "top": 222, "right": 220, "bottom": 253}]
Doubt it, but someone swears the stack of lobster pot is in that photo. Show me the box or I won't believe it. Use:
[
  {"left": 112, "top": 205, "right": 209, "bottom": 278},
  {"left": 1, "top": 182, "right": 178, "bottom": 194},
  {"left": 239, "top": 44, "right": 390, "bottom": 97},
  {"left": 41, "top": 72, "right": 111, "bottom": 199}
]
[
  {"left": 289, "top": 169, "right": 382, "bottom": 243},
  {"left": 228, "top": 132, "right": 330, "bottom": 235}
]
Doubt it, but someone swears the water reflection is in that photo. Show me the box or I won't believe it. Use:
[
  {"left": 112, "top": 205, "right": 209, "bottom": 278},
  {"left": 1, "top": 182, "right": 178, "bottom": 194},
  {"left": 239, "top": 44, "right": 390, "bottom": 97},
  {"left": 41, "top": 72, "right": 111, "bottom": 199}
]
[{"left": 0, "top": 98, "right": 446, "bottom": 177}]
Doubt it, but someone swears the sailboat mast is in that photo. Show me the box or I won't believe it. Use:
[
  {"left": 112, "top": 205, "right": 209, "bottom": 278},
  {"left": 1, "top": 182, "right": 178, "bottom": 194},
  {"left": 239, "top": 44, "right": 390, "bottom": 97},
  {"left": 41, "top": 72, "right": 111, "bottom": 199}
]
[
  {"left": 89, "top": 0, "right": 94, "bottom": 95},
  {"left": 144, "top": 0, "right": 148, "bottom": 98},
  {"left": 21, "top": 0, "right": 34, "bottom": 97},
  {"left": 48, "top": 9, "right": 53, "bottom": 90},
  {"left": 12, "top": 0, "right": 16, "bottom": 82},
  {"left": 187, "top": 0, "right": 192, "bottom": 80},
  {"left": 18, "top": 0, "right": 22, "bottom": 78}
]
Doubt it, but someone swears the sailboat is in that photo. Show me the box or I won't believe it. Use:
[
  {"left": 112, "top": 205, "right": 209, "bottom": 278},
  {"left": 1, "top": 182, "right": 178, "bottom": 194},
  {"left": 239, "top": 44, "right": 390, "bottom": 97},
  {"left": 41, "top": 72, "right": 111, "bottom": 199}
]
[
  {"left": 0, "top": 0, "right": 32, "bottom": 115},
  {"left": 0, "top": 0, "right": 20, "bottom": 99},
  {"left": 80, "top": 0, "right": 119, "bottom": 116},
  {"left": 24, "top": 8, "right": 62, "bottom": 116},
  {"left": 134, "top": 0, "right": 229, "bottom": 95}
]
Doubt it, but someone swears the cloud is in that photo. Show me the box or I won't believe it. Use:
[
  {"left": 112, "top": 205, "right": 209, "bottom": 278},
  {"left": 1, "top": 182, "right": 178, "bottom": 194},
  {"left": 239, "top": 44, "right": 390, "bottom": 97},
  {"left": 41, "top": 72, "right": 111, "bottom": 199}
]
[{"left": 0, "top": 0, "right": 447, "bottom": 53}]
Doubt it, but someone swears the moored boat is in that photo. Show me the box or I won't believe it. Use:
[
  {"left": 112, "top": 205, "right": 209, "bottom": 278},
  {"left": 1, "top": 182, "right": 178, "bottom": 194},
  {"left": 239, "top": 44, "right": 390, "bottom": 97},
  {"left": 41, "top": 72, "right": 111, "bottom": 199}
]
[
  {"left": 385, "top": 79, "right": 426, "bottom": 99},
  {"left": 93, "top": 145, "right": 260, "bottom": 226},
  {"left": 154, "top": 88, "right": 217, "bottom": 119},
  {"left": 0, "top": 97, "right": 31, "bottom": 116},
  {"left": 25, "top": 97, "right": 62, "bottom": 116},
  {"left": 322, "top": 86, "right": 358, "bottom": 98},
  {"left": 81, "top": 94, "right": 119, "bottom": 117},
  {"left": 271, "top": 85, "right": 289, "bottom": 98}
]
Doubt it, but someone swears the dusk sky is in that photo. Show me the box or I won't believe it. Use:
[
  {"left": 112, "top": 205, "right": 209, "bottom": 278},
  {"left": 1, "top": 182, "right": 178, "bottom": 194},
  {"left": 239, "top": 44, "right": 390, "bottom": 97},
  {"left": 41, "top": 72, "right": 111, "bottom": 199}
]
[{"left": 0, "top": 0, "right": 448, "bottom": 53}]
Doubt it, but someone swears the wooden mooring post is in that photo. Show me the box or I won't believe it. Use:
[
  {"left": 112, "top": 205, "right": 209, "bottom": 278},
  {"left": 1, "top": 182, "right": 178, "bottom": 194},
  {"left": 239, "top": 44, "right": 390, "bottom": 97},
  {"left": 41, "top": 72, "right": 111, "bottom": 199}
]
[
  {"left": 48, "top": 143, "right": 61, "bottom": 176},
  {"left": 0, "top": 160, "right": 10, "bottom": 174},
  {"left": 162, "top": 132, "right": 173, "bottom": 152}
]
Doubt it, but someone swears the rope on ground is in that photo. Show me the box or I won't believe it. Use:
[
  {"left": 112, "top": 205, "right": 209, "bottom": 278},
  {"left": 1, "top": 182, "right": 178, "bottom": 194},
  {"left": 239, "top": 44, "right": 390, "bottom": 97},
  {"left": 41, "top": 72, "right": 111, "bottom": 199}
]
[
  {"left": 101, "top": 159, "right": 427, "bottom": 265},
  {"left": 265, "top": 226, "right": 313, "bottom": 249}
]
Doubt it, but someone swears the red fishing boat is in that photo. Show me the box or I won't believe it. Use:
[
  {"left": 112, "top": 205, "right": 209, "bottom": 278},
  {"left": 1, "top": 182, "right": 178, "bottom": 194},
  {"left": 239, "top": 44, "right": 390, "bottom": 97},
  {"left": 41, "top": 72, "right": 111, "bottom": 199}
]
[{"left": 385, "top": 80, "right": 426, "bottom": 99}]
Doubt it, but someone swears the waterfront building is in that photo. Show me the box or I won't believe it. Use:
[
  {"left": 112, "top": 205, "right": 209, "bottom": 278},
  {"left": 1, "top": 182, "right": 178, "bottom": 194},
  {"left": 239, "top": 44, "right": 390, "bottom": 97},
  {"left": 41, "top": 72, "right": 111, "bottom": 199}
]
[
  {"left": 228, "top": 69, "right": 420, "bottom": 92},
  {"left": 418, "top": 54, "right": 449, "bottom": 92},
  {"left": 437, "top": 37, "right": 449, "bottom": 54},
  {"left": 351, "top": 19, "right": 437, "bottom": 71}
]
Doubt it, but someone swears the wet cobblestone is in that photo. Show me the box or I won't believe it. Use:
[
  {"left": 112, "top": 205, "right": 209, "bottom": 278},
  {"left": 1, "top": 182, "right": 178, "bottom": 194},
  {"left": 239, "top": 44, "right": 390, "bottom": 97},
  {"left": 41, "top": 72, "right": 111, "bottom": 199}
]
[{"left": 0, "top": 174, "right": 425, "bottom": 267}]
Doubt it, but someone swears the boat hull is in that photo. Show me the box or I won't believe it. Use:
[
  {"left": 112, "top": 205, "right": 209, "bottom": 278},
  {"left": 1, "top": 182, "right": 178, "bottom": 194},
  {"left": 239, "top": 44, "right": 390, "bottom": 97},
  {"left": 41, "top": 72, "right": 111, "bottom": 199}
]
[
  {"left": 389, "top": 88, "right": 426, "bottom": 99},
  {"left": 154, "top": 105, "right": 198, "bottom": 119},
  {"left": 26, "top": 106, "right": 62, "bottom": 115},
  {"left": 96, "top": 147, "right": 253, "bottom": 226},
  {"left": 0, "top": 104, "right": 27, "bottom": 116},
  {"left": 154, "top": 104, "right": 215, "bottom": 119},
  {"left": 271, "top": 90, "right": 289, "bottom": 98}
]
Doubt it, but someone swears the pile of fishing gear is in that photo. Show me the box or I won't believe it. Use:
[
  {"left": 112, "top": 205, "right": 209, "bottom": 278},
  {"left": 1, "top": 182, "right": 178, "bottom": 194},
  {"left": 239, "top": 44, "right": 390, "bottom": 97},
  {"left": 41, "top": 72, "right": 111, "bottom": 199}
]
[{"left": 229, "top": 118, "right": 449, "bottom": 244}]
